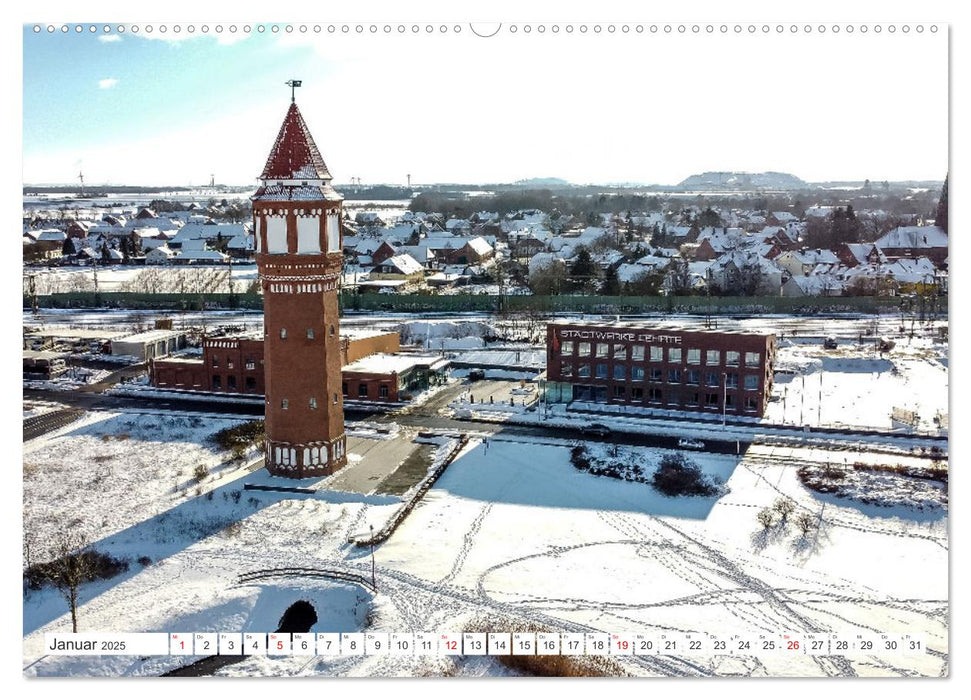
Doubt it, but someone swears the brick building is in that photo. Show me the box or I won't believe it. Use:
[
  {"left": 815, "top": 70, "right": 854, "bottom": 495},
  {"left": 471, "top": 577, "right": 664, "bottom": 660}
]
[
  {"left": 544, "top": 322, "right": 776, "bottom": 416},
  {"left": 150, "top": 330, "right": 400, "bottom": 396}
]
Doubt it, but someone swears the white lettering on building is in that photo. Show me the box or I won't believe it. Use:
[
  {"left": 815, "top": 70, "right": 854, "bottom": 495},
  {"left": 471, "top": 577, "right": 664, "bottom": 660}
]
[{"left": 559, "top": 329, "right": 682, "bottom": 344}]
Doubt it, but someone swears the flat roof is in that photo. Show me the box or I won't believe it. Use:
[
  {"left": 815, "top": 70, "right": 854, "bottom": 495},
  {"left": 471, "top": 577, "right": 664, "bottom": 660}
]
[
  {"left": 343, "top": 353, "right": 448, "bottom": 375},
  {"left": 342, "top": 328, "right": 397, "bottom": 341},
  {"left": 23, "top": 350, "right": 67, "bottom": 360},
  {"left": 114, "top": 329, "right": 186, "bottom": 343},
  {"left": 24, "top": 329, "right": 127, "bottom": 340},
  {"left": 548, "top": 320, "right": 775, "bottom": 339}
]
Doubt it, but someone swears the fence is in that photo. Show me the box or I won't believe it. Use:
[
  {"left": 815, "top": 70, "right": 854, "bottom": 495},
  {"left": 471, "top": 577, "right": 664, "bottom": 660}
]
[{"left": 26, "top": 291, "right": 923, "bottom": 316}]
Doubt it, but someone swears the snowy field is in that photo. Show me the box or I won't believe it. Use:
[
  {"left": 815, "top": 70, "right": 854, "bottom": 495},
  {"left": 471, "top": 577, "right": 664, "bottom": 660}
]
[
  {"left": 23, "top": 411, "right": 254, "bottom": 560},
  {"left": 23, "top": 427, "right": 946, "bottom": 678},
  {"left": 768, "top": 337, "right": 948, "bottom": 432}
]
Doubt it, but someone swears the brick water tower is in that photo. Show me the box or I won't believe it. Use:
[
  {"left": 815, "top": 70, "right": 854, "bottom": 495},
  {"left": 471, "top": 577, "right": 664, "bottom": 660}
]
[{"left": 252, "top": 86, "right": 347, "bottom": 477}]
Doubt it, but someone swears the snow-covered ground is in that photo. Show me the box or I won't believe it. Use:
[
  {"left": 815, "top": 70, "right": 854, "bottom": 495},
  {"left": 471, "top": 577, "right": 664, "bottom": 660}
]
[
  {"left": 24, "top": 368, "right": 115, "bottom": 392},
  {"left": 23, "top": 428, "right": 946, "bottom": 678},
  {"left": 28, "top": 265, "right": 259, "bottom": 295},
  {"left": 23, "top": 411, "right": 254, "bottom": 559},
  {"left": 767, "top": 340, "right": 948, "bottom": 432}
]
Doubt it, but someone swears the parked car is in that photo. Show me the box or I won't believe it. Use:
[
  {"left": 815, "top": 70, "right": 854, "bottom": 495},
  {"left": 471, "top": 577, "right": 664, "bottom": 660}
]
[
  {"left": 823, "top": 336, "right": 838, "bottom": 349},
  {"left": 677, "top": 437, "right": 705, "bottom": 450},
  {"left": 580, "top": 423, "right": 612, "bottom": 437}
]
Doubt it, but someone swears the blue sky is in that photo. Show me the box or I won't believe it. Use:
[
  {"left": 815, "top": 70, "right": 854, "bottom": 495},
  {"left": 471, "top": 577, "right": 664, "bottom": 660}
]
[{"left": 22, "top": 22, "right": 949, "bottom": 186}]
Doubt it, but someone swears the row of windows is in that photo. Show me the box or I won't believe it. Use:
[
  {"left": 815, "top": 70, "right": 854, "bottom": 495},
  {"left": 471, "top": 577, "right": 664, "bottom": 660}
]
[
  {"left": 211, "top": 357, "right": 258, "bottom": 370},
  {"left": 561, "top": 364, "right": 761, "bottom": 389},
  {"left": 559, "top": 341, "right": 762, "bottom": 367},
  {"left": 342, "top": 382, "right": 390, "bottom": 399},
  {"left": 575, "top": 384, "right": 760, "bottom": 411},
  {"left": 212, "top": 375, "right": 258, "bottom": 390},
  {"left": 272, "top": 440, "right": 345, "bottom": 468},
  {"left": 279, "top": 326, "right": 335, "bottom": 340},
  {"left": 279, "top": 394, "right": 340, "bottom": 409}
]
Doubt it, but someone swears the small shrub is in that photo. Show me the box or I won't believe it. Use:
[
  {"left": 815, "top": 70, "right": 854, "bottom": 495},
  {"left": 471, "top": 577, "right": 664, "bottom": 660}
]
[
  {"left": 231, "top": 490, "right": 242, "bottom": 504},
  {"left": 569, "top": 445, "right": 590, "bottom": 471},
  {"left": 773, "top": 497, "right": 796, "bottom": 521},
  {"left": 137, "top": 556, "right": 152, "bottom": 567},
  {"left": 205, "top": 491, "right": 214, "bottom": 501},
  {"left": 652, "top": 453, "right": 718, "bottom": 497},
  {"left": 193, "top": 464, "right": 209, "bottom": 482},
  {"left": 212, "top": 420, "right": 265, "bottom": 451},
  {"left": 757, "top": 508, "right": 775, "bottom": 530},
  {"left": 25, "top": 549, "right": 130, "bottom": 591},
  {"left": 221, "top": 521, "right": 242, "bottom": 538}
]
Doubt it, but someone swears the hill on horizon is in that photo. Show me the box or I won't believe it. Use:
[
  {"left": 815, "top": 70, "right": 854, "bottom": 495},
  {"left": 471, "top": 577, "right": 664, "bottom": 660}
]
[{"left": 676, "top": 171, "right": 809, "bottom": 191}]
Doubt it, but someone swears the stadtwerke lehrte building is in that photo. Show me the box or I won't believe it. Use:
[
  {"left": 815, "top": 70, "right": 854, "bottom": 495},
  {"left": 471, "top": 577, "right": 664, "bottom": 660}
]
[{"left": 545, "top": 322, "right": 776, "bottom": 417}]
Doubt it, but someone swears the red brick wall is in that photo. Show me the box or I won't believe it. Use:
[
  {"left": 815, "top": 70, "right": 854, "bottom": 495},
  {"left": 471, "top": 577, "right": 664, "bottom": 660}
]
[{"left": 342, "top": 372, "right": 399, "bottom": 402}]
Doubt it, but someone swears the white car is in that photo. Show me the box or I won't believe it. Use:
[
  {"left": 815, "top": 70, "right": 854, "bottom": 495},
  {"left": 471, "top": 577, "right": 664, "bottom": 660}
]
[{"left": 677, "top": 438, "right": 705, "bottom": 450}]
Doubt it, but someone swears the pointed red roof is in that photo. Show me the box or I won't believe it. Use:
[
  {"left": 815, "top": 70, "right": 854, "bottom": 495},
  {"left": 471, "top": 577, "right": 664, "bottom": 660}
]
[{"left": 260, "top": 102, "right": 332, "bottom": 181}]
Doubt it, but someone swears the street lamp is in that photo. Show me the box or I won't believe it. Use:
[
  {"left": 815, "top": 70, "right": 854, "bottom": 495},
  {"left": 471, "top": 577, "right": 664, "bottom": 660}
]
[
  {"left": 722, "top": 371, "right": 727, "bottom": 427},
  {"left": 369, "top": 524, "right": 376, "bottom": 591}
]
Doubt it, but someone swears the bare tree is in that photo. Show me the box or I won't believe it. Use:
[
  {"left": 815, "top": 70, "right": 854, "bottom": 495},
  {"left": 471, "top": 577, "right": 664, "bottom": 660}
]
[
  {"left": 773, "top": 497, "right": 796, "bottom": 522},
  {"left": 795, "top": 512, "right": 817, "bottom": 536},
  {"left": 38, "top": 531, "right": 95, "bottom": 632}
]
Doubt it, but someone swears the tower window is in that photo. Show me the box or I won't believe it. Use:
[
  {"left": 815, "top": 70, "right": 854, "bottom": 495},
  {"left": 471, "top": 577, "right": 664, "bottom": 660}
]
[
  {"left": 307, "top": 328, "right": 315, "bottom": 339},
  {"left": 329, "top": 325, "right": 335, "bottom": 337},
  {"left": 309, "top": 397, "right": 317, "bottom": 409},
  {"left": 281, "top": 398, "right": 289, "bottom": 409},
  {"left": 333, "top": 393, "right": 338, "bottom": 405},
  {"left": 280, "top": 328, "right": 287, "bottom": 339}
]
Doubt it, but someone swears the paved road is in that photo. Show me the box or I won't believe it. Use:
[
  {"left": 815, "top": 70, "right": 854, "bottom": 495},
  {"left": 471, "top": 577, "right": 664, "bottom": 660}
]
[{"left": 24, "top": 380, "right": 945, "bottom": 458}]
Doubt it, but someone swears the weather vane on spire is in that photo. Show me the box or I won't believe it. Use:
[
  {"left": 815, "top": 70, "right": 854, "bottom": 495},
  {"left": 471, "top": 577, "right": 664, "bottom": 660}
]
[{"left": 285, "top": 79, "right": 302, "bottom": 103}]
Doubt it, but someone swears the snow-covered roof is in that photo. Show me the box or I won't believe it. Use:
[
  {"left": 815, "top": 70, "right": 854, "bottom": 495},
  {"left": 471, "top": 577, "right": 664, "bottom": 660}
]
[
  {"left": 177, "top": 249, "right": 229, "bottom": 261},
  {"left": 343, "top": 353, "right": 447, "bottom": 375},
  {"left": 259, "top": 102, "right": 332, "bottom": 181},
  {"left": 379, "top": 254, "right": 424, "bottom": 275},
  {"left": 146, "top": 245, "right": 175, "bottom": 258},
  {"left": 466, "top": 236, "right": 493, "bottom": 256},
  {"left": 226, "top": 234, "right": 254, "bottom": 250},
  {"left": 875, "top": 225, "right": 948, "bottom": 249}
]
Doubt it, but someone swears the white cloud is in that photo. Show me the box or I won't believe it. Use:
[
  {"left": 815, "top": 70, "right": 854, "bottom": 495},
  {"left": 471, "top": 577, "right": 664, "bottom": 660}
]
[
  {"left": 98, "top": 35, "right": 122, "bottom": 43},
  {"left": 98, "top": 78, "right": 118, "bottom": 90}
]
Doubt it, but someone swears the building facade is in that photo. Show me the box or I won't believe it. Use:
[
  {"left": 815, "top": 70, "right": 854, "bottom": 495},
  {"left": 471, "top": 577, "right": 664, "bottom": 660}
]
[
  {"left": 544, "top": 322, "right": 775, "bottom": 417},
  {"left": 253, "top": 99, "right": 346, "bottom": 477},
  {"left": 150, "top": 331, "right": 401, "bottom": 398}
]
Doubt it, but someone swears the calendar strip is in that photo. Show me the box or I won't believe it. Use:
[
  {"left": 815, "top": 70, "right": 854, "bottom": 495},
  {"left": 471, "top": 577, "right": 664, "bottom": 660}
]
[{"left": 43, "top": 632, "right": 928, "bottom": 656}]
